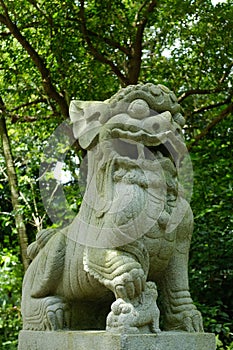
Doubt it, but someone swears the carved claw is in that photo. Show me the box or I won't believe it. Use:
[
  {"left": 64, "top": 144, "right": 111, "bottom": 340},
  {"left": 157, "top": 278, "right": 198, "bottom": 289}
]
[
  {"left": 111, "top": 267, "right": 146, "bottom": 300},
  {"left": 43, "top": 297, "right": 70, "bottom": 330},
  {"left": 164, "top": 308, "right": 204, "bottom": 332},
  {"left": 182, "top": 309, "right": 204, "bottom": 332}
]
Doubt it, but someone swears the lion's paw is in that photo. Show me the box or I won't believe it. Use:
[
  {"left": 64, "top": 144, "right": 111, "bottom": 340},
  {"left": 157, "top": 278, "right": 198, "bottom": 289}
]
[
  {"left": 43, "top": 296, "right": 70, "bottom": 330},
  {"left": 110, "top": 267, "right": 146, "bottom": 300},
  {"left": 164, "top": 308, "right": 204, "bottom": 332}
]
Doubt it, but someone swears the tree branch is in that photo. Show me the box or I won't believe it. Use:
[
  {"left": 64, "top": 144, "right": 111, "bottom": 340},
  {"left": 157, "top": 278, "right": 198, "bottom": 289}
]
[
  {"left": 134, "top": 1, "right": 149, "bottom": 24},
  {"left": 10, "top": 113, "right": 56, "bottom": 123},
  {"left": 192, "top": 94, "right": 232, "bottom": 115},
  {"left": 128, "top": 0, "right": 157, "bottom": 84},
  {"left": 26, "top": 0, "right": 54, "bottom": 27},
  {"left": 0, "top": 96, "right": 58, "bottom": 123},
  {"left": 178, "top": 88, "right": 221, "bottom": 102},
  {"left": 66, "top": 16, "right": 131, "bottom": 55},
  {"left": 0, "top": 13, "right": 7, "bottom": 25},
  {"left": 188, "top": 102, "right": 233, "bottom": 150},
  {"left": 85, "top": 29, "right": 131, "bottom": 56},
  {"left": 0, "top": 0, "right": 69, "bottom": 118},
  {"left": 9, "top": 98, "right": 47, "bottom": 112},
  {"left": 79, "top": 0, "right": 129, "bottom": 86},
  {"left": 136, "top": 0, "right": 158, "bottom": 26},
  {"left": 0, "top": 30, "right": 10, "bottom": 36}
]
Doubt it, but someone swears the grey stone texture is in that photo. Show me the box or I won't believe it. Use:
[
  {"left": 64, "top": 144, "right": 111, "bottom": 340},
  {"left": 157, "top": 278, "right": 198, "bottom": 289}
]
[
  {"left": 18, "top": 330, "right": 216, "bottom": 350},
  {"left": 19, "top": 83, "right": 213, "bottom": 347}
]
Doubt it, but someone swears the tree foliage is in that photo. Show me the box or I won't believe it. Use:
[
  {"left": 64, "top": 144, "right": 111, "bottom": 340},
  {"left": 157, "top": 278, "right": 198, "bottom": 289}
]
[
  {"left": 190, "top": 117, "right": 233, "bottom": 348},
  {"left": 0, "top": 250, "right": 22, "bottom": 350},
  {"left": 0, "top": 0, "right": 232, "bottom": 348}
]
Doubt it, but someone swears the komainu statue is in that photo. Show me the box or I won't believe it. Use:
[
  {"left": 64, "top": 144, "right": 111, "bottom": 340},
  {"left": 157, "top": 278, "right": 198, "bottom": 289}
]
[{"left": 21, "top": 83, "right": 204, "bottom": 334}]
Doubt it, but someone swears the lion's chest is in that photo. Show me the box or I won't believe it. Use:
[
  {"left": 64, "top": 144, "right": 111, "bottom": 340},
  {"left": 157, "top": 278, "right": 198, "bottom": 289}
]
[{"left": 144, "top": 225, "right": 177, "bottom": 274}]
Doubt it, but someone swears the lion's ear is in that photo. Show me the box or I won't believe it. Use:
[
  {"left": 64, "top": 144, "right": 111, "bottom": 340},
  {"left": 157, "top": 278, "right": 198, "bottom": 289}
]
[{"left": 69, "top": 100, "right": 109, "bottom": 149}]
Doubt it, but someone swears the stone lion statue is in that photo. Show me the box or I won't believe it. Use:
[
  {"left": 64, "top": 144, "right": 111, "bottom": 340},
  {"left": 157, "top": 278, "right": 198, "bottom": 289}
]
[{"left": 21, "top": 83, "right": 203, "bottom": 333}]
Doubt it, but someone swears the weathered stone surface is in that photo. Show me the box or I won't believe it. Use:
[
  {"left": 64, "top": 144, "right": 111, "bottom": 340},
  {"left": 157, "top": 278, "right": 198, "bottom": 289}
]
[
  {"left": 106, "top": 282, "right": 160, "bottom": 334},
  {"left": 20, "top": 83, "right": 204, "bottom": 336},
  {"left": 18, "top": 330, "right": 216, "bottom": 350}
]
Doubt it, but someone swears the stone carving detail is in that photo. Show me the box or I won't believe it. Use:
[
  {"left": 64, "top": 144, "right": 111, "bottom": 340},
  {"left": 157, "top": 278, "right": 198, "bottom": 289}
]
[
  {"left": 106, "top": 282, "right": 161, "bottom": 334},
  {"left": 21, "top": 83, "right": 204, "bottom": 334}
]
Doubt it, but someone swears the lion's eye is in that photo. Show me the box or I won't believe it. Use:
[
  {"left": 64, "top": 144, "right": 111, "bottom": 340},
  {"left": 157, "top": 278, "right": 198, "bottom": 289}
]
[{"left": 128, "top": 99, "right": 150, "bottom": 119}]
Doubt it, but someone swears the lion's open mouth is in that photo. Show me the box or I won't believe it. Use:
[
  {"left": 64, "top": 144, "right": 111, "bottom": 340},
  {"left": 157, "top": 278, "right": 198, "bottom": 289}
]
[{"left": 110, "top": 135, "right": 180, "bottom": 166}]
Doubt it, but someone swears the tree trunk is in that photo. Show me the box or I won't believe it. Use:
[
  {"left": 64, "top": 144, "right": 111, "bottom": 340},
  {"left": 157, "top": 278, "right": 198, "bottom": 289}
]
[{"left": 0, "top": 104, "right": 29, "bottom": 271}]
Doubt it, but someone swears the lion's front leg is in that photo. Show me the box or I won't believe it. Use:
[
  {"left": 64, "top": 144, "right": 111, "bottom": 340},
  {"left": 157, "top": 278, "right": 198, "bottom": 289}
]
[
  {"left": 84, "top": 246, "right": 147, "bottom": 300},
  {"left": 84, "top": 244, "right": 161, "bottom": 333}
]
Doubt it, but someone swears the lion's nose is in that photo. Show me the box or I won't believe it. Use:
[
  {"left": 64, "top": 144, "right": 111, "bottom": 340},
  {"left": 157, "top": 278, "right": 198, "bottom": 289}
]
[
  {"left": 152, "top": 122, "right": 160, "bottom": 132},
  {"left": 142, "top": 111, "right": 172, "bottom": 132}
]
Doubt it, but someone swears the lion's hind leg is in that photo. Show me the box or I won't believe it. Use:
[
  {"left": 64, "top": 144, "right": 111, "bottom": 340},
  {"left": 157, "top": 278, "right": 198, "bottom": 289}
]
[{"left": 21, "top": 230, "right": 70, "bottom": 330}]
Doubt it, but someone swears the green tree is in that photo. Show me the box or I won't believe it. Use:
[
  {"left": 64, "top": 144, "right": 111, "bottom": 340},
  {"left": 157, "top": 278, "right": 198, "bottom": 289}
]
[{"left": 0, "top": 0, "right": 232, "bottom": 348}]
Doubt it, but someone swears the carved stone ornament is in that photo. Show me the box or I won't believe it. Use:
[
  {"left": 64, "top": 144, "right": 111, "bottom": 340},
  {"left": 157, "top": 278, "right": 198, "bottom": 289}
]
[{"left": 21, "top": 83, "right": 204, "bottom": 334}]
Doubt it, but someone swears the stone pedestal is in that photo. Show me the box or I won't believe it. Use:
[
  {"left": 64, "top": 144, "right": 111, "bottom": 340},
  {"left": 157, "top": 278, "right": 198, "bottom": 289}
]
[{"left": 18, "top": 330, "right": 216, "bottom": 350}]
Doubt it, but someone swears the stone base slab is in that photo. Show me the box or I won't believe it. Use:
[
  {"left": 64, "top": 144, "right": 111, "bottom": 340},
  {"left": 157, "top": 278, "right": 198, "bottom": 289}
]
[{"left": 18, "top": 330, "right": 216, "bottom": 350}]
